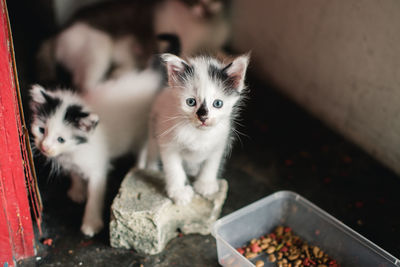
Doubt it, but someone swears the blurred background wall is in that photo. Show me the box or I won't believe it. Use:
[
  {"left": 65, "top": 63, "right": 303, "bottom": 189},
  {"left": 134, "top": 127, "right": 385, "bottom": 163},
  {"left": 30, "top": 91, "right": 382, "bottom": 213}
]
[
  {"left": 231, "top": 0, "right": 400, "bottom": 175},
  {"left": 9, "top": 0, "right": 400, "bottom": 176}
]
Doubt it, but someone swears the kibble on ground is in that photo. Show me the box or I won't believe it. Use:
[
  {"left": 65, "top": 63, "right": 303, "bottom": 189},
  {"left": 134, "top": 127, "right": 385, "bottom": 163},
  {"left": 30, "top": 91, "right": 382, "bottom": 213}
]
[{"left": 236, "top": 225, "right": 339, "bottom": 267}]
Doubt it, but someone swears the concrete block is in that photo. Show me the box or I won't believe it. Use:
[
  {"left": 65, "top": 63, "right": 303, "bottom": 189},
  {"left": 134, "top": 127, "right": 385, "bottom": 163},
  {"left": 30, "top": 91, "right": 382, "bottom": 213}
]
[{"left": 109, "top": 169, "right": 228, "bottom": 255}]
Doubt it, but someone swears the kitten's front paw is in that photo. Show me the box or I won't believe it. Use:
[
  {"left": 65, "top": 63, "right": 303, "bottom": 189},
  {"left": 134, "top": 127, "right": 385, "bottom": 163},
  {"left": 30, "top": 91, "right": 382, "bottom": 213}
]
[
  {"left": 67, "top": 187, "right": 86, "bottom": 204},
  {"left": 81, "top": 217, "right": 104, "bottom": 237},
  {"left": 167, "top": 185, "right": 194, "bottom": 206},
  {"left": 194, "top": 179, "right": 219, "bottom": 197}
]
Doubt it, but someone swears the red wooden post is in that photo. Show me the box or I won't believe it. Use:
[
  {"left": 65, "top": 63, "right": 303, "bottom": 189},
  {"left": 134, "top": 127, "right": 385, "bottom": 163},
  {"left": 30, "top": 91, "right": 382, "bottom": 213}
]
[{"left": 0, "top": 0, "right": 37, "bottom": 265}]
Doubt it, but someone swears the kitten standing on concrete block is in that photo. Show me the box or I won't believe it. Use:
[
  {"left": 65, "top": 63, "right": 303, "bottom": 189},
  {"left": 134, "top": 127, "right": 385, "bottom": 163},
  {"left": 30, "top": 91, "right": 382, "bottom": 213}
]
[
  {"left": 29, "top": 68, "right": 162, "bottom": 237},
  {"left": 139, "top": 53, "right": 249, "bottom": 205}
]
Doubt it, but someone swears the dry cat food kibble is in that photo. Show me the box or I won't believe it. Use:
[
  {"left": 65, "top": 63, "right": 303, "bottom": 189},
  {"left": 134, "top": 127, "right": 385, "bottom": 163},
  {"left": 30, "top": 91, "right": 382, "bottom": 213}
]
[{"left": 236, "top": 226, "right": 340, "bottom": 267}]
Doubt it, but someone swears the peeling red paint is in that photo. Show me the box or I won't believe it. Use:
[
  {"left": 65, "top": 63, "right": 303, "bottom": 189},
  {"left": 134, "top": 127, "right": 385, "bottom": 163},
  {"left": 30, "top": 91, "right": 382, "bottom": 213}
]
[{"left": 0, "top": 0, "right": 37, "bottom": 265}]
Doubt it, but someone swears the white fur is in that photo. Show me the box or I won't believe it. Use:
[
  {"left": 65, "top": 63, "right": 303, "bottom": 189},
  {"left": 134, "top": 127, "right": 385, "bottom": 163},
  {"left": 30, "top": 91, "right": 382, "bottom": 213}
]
[
  {"left": 30, "top": 69, "right": 162, "bottom": 236},
  {"left": 85, "top": 69, "right": 162, "bottom": 157},
  {"left": 141, "top": 54, "right": 249, "bottom": 205},
  {"left": 55, "top": 23, "right": 142, "bottom": 91},
  {"left": 56, "top": 23, "right": 113, "bottom": 91}
]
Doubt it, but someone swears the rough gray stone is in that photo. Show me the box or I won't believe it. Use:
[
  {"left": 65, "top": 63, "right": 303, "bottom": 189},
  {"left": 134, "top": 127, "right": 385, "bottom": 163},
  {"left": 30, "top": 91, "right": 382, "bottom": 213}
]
[{"left": 109, "top": 169, "right": 228, "bottom": 255}]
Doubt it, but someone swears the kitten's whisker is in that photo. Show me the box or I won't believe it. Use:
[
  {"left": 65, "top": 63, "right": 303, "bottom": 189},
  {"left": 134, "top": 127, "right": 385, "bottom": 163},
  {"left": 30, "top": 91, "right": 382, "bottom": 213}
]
[
  {"left": 232, "top": 126, "right": 249, "bottom": 139},
  {"left": 233, "top": 121, "right": 245, "bottom": 128},
  {"left": 231, "top": 128, "right": 243, "bottom": 148},
  {"left": 231, "top": 126, "right": 249, "bottom": 149},
  {"left": 157, "top": 122, "right": 183, "bottom": 138},
  {"left": 162, "top": 115, "right": 185, "bottom": 123},
  {"left": 44, "top": 159, "right": 54, "bottom": 184},
  {"left": 157, "top": 121, "right": 185, "bottom": 138},
  {"left": 171, "top": 85, "right": 187, "bottom": 90},
  {"left": 43, "top": 157, "right": 62, "bottom": 183}
]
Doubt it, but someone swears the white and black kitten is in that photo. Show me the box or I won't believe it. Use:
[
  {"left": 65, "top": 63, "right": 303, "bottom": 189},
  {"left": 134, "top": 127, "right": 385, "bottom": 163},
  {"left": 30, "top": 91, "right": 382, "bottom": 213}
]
[
  {"left": 139, "top": 53, "right": 249, "bottom": 205},
  {"left": 30, "top": 68, "right": 162, "bottom": 236}
]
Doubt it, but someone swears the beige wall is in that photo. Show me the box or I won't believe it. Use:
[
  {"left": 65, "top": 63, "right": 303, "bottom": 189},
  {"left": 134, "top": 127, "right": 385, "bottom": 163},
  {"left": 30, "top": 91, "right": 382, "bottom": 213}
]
[{"left": 231, "top": 0, "right": 400, "bottom": 174}]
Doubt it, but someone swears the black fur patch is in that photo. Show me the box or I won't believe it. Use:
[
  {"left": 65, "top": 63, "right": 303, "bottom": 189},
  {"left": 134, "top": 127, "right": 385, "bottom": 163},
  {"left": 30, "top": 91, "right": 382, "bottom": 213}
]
[
  {"left": 64, "top": 105, "right": 89, "bottom": 127},
  {"left": 208, "top": 64, "right": 228, "bottom": 81},
  {"left": 208, "top": 63, "right": 239, "bottom": 95},
  {"left": 196, "top": 101, "right": 208, "bottom": 117},
  {"left": 74, "top": 135, "right": 88, "bottom": 144},
  {"left": 177, "top": 63, "right": 194, "bottom": 82},
  {"left": 37, "top": 91, "right": 62, "bottom": 118}
]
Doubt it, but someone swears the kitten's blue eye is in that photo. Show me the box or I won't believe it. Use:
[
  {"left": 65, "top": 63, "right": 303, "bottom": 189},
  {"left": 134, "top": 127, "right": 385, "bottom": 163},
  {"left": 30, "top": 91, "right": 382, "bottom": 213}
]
[
  {"left": 186, "top": 98, "right": 196, "bottom": 107},
  {"left": 213, "top": 99, "right": 223, "bottom": 108},
  {"left": 39, "top": 127, "right": 45, "bottom": 134},
  {"left": 57, "top": 137, "right": 65, "bottom": 143}
]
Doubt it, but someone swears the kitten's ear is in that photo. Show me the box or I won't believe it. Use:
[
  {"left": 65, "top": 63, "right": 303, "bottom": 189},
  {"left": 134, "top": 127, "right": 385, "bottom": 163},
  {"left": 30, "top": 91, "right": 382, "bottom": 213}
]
[
  {"left": 161, "top": 53, "right": 191, "bottom": 86},
  {"left": 30, "top": 84, "right": 54, "bottom": 112},
  {"left": 78, "top": 113, "right": 99, "bottom": 132},
  {"left": 223, "top": 54, "right": 250, "bottom": 92},
  {"left": 30, "top": 84, "right": 49, "bottom": 104}
]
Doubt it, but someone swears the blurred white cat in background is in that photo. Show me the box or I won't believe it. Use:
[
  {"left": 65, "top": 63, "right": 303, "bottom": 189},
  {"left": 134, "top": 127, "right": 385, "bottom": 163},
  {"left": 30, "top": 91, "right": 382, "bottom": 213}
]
[{"left": 37, "top": 0, "right": 230, "bottom": 91}]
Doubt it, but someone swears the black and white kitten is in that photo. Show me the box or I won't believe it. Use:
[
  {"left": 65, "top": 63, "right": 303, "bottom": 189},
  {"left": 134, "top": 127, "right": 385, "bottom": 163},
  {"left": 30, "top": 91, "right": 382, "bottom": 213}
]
[
  {"left": 139, "top": 53, "right": 249, "bottom": 205},
  {"left": 30, "top": 68, "right": 162, "bottom": 236}
]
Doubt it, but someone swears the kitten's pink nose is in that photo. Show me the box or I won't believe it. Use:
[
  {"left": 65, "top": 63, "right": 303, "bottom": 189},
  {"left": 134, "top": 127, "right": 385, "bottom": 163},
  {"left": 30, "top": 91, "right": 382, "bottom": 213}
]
[
  {"left": 198, "top": 115, "right": 208, "bottom": 123},
  {"left": 41, "top": 142, "right": 49, "bottom": 152}
]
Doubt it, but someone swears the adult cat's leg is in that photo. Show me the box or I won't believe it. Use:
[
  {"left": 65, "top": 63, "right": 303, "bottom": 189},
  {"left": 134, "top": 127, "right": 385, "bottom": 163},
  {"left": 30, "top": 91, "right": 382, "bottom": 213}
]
[
  {"left": 137, "top": 142, "right": 148, "bottom": 170},
  {"left": 138, "top": 134, "right": 159, "bottom": 171}
]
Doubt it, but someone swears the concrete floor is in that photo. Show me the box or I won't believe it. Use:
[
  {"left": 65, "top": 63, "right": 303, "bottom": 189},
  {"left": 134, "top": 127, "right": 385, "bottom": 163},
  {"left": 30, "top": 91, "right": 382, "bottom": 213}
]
[
  {"left": 17, "top": 73, "right": 400, "bottom": 266},
  {"left": 8, "top": 2, "right": 400, "bottom": 267}
]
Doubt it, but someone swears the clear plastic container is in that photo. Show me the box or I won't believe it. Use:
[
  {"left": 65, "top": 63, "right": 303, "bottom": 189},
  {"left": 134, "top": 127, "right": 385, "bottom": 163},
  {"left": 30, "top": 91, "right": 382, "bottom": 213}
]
[{"left": 212, "top": 191, "right": 400, "bottom": 266}]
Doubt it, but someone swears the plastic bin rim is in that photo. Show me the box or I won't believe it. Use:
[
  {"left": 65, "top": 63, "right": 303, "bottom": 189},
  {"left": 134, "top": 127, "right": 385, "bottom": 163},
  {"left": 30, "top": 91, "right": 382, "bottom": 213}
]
[
  {"left": 212, "top": 190, "right": 400, "bottom": 266},
  {"left": 212, "top": 190, "right": 300, "bottom": 232}
]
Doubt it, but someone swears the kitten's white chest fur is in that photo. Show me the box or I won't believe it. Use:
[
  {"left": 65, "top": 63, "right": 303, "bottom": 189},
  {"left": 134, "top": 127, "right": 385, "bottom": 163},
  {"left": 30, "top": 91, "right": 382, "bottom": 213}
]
[{"left": 174, "top": 119, "right": 229, "bottom": 163}]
